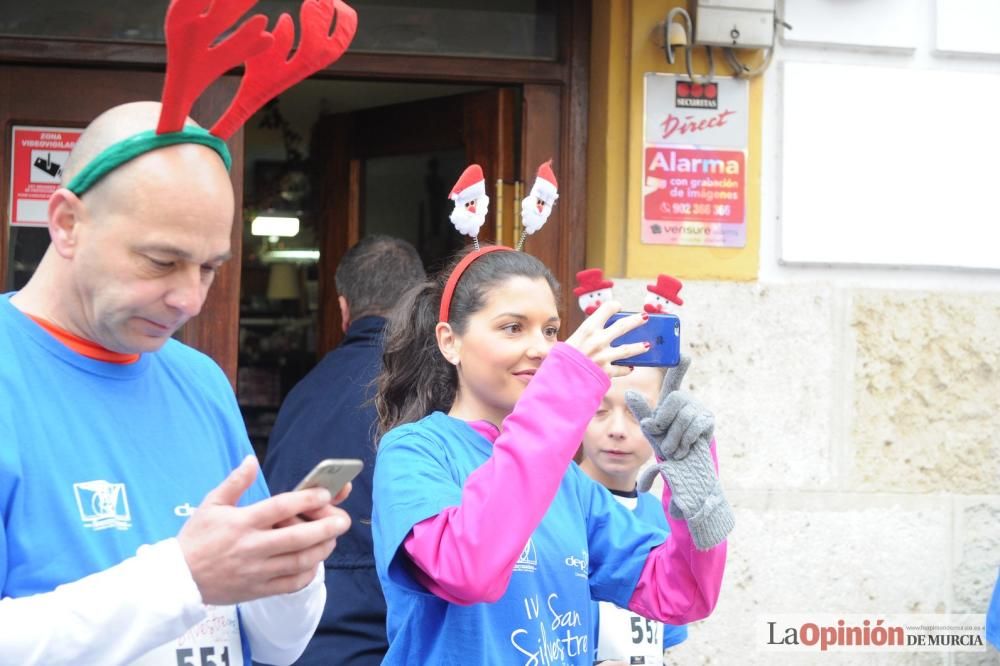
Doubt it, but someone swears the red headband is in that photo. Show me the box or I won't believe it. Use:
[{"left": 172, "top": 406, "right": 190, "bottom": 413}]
[{"left": 438, "top": 246, "right": 513, "bottom": 323}]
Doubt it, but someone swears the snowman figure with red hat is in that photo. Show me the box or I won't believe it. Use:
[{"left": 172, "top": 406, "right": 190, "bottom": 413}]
[
  {"left": 644, "top": 274, "right": 684, "bottom": 314},
  {"left": 573, "top": 268, "right": 615, "bottom": 315},
  {"left": 449, "top": 164, "right": 489, "bottom": 239}
]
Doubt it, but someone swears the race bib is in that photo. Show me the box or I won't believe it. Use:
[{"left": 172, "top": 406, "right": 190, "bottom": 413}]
[
  {"left": 595, "top": 601, "right": 664, "bottom": 666},
  {"left": 131, "top": 605, "right": 244, "bottom": 666}
]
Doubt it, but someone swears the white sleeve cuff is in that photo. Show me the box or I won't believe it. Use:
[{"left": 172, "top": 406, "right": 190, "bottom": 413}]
[
  {"left": 0, "top": 538, "right": 206, "bottom": 665},
  {"left": 239, "top": 564, "right": 326, "bottom": 666}
]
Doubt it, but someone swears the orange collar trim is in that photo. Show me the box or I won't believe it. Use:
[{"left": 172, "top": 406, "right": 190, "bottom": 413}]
[{"left": 26, "top": 315, "right": 140, "bottom": 364}]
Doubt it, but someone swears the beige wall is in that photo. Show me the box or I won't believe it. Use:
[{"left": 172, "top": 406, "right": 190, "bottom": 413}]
[{"left": 607, "top": 279, "right": 999, "bottom": 664}]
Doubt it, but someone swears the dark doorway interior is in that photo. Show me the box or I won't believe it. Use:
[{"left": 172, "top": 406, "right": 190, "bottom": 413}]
[{"left": 238, "top": 79, "right": 517, "bottom": 457}]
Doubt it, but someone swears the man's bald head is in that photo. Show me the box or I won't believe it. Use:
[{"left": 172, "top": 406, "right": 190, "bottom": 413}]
[
  {"left": 61, "top": 101, "right": 196, "bottom": 186},
  {"left": 62, "top": 101, "right": 232, "bottom": 220}
]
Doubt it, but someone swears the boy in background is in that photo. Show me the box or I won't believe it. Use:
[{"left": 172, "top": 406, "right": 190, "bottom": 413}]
[{"left": 579, "top": 366, "right": 689, "bottom": 665}]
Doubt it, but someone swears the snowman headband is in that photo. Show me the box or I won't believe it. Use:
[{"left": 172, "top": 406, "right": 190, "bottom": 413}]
[
  {"left": 438, "top": 161, "right": 559, "bottom": 323},
  {"left": 67, "top": 0, "right": 358, "bottom": 196}
]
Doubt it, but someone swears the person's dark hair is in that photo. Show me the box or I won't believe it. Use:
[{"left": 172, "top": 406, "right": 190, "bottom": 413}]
[
  {"left": 376, "top": 247, "right": 559, "bottom": 438},
  {"left": 335, "top": 235, "right": 425, "bottom": 319}
]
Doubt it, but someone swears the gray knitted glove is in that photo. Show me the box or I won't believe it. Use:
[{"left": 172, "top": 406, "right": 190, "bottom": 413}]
[{"left": 625, "top": 356, "right": 734, "bottom": 550}]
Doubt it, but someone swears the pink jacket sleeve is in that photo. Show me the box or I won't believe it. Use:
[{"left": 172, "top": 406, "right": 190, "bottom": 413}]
[
  {"left": 403, "top": 342, "right": 609, "bottom": 605},
  {"left": 626, "top": 441, "right": 727, "bottom": 624},
  {"left": 403, "top": 344, "right": 728, "bottom": 622}
]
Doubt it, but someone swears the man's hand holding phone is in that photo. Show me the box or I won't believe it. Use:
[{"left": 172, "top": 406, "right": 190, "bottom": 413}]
[
  {"left": 286, "top": 483, "right": 352, "bottom": 524},
  {"left": 290, "top": 459, "right": 363, "bottom": 523},
  {"left": 177, "top": 456, "right": 356, "bottom": 605}
]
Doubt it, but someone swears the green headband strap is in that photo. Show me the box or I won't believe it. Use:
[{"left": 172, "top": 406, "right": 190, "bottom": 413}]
[{"left": 65, "top": 127, "right": 232, "bottom": 196}]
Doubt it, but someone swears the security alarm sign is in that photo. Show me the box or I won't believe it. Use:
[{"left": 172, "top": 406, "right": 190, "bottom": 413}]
[
  {"left": 642, "top": 74, "right": 748, "bottom": 248},
  {"left": 9, "top": 125, "right": 81, "bottom": 227}
]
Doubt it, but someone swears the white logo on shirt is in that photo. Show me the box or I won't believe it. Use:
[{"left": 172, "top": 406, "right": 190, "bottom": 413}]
[
  {"left": 513, "top": 537, "right": 538, "bottom": 573},
  {"left": 73, "top": 480, "right": 131, "bottom": 531},
  {"left": 564, "top": 549, "right": 588, "bottom": 579},
  {"left": 174, "top": 502, "right": 195, "bottom": 517}
]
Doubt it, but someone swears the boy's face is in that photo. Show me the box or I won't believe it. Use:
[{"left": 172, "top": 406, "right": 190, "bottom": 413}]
[{"left": 581, "top": 367, "right": 663, "bottom": 488}]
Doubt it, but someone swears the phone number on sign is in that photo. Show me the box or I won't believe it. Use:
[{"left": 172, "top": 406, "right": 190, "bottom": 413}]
[{"left": 661, "top": 202, "right": 732, "bottom": 216}]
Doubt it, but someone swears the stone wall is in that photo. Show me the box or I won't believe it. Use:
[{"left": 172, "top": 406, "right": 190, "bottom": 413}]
[{"left": 608, "top": 279, "right": 1000, "bottom": 665}]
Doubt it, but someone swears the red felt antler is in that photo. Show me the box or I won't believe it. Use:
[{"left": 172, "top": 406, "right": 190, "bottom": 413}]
[
  {"left": 210, "top": 0, "right": 358, "bottom": 139},
  {"left": 158, "top": 0, "right": 274, "bottom": 134}
]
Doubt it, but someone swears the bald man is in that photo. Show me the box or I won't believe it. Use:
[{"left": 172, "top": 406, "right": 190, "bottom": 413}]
[{"left": 0, "top": 102, "right": 350, "bottom": 665}]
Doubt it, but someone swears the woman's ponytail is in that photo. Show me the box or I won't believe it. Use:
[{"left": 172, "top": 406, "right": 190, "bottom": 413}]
[{"left": 375, "top": 280, "right": 456, "bottom": 438}]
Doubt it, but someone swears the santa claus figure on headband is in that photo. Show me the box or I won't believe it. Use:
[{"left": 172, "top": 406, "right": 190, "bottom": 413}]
[
  {"left": 521, "top": 160, "right": 559, "bottom": 235},
  {"left": 449, "top": 164, "right": 490, "bottom": 238},
  {"left": 644, "top": 274, "right": 684, "bottom": 314},
  {"left": 574, "top": 268, "right": 615, "bottom": 315}
]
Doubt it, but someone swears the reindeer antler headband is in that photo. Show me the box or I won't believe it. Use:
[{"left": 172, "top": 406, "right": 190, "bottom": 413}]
[{"left": 66, "top": 0, "right": 357, "bottom": 196}]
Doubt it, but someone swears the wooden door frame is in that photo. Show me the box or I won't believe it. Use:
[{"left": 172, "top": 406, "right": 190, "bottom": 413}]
[{"left": 0, "top": 0, "right": 592, "bottom": 371}]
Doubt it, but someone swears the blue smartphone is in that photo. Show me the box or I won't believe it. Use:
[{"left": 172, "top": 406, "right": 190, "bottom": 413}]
[{"left": 605, "top": 312, "right": 681, "bottom": 367}]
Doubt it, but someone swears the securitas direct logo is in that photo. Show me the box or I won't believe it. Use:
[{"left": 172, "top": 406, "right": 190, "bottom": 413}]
[{"left": 676, "top": 80, "right": 718, "bottom": 109}]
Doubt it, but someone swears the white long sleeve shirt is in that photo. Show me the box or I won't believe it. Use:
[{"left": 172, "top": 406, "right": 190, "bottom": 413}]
[{"left": 0, "top": 538, "right": 325, "bottom": 666}]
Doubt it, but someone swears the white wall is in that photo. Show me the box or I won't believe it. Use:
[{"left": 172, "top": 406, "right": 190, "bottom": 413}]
[{"left": 761, "top": 0, "right": 1000, "bottom": 287}]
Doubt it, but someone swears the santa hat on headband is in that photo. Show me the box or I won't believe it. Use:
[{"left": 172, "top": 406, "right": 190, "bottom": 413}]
[
  {"left": 644, "top": 273, "right": 684, "bottom": 314},
  {"left": 449, "top": 164, "right": 489, "bottom": 241},
  {"left": 450, "top": 165, "right": 486, "bottom": 204},
  {"left": 574, "top": 268, "right": 614, "bottom": 315},
  {"left": 530, "top": 161, "right": 558, "bottom": 205},
  {"left": 519, "top": 160, "right": 559, "bottom": 243}
]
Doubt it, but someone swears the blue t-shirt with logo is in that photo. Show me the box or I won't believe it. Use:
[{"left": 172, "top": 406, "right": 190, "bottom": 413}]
[
  {"left": 0, "top": 294, "right": 268, "bottom": 664},
  {"left": 372, "top": 411, "right": 669, "bottom": 665}
]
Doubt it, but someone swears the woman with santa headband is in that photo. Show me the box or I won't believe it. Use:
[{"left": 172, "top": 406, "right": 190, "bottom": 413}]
[{"left": 370, "top": 163, "right": 733, "bottom": 663}]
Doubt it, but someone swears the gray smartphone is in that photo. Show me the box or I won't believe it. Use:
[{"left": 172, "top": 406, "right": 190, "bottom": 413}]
[{"left": 294, "top": 458, "right": 364, "bottom": 496}]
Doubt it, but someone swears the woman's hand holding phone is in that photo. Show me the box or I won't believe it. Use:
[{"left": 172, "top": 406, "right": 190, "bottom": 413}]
[
  {"left": 605, "top": 311, "right": 681, "bottom": 368},
  {"left": 564, "top": 301, "right": 649, "bottom": 378}
]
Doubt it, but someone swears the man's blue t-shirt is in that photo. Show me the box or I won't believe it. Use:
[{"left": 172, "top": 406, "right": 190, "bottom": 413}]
[
  {"left": 0, "top": 294, "right": 268, "bottom": 664},
  {"left": 372, "top": 411, "right": 670, "bottom": 665}
]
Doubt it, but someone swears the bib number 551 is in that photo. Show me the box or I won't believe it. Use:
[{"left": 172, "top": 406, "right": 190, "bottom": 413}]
[{"left": 176, "top": 646, "right": 231, "bottom": 666}]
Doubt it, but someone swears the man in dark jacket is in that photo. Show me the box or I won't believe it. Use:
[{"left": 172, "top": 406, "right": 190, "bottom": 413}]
[{"left": 263, "top": 235, "right": 425, "bottom": 665}]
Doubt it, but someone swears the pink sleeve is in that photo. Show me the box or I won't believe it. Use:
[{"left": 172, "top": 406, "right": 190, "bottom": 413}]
[
  {"left": 401, "top": 342, "right": 609, "bottom": 605},
  {"left": 626, "top": 440, "right": 727, "bottom": 624}
]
